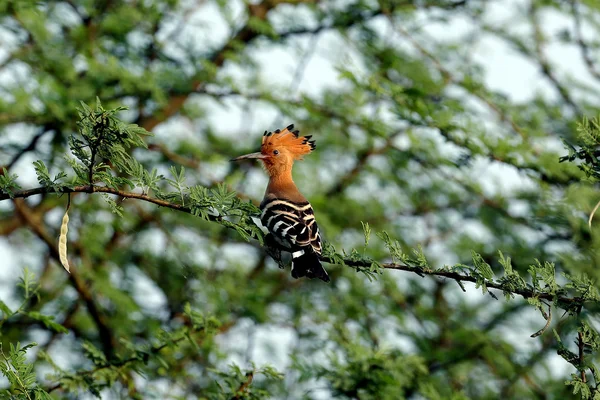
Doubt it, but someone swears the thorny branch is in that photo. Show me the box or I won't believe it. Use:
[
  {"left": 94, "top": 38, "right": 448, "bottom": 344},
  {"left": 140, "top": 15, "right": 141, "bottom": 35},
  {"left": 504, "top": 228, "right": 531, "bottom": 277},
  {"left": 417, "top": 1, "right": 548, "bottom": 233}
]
[
  {"left": 0, "top": 184, "right": 587, "bottom": 309},
  {"left": 1, "top": 185, "right": 222, "bottom": 223}
]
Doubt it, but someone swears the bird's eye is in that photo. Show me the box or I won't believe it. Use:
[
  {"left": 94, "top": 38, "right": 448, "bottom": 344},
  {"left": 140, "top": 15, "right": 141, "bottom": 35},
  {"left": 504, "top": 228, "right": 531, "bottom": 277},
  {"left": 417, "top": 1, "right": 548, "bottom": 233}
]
[{"left": 273, "top": 150, "right": 279, "bottom": 155}]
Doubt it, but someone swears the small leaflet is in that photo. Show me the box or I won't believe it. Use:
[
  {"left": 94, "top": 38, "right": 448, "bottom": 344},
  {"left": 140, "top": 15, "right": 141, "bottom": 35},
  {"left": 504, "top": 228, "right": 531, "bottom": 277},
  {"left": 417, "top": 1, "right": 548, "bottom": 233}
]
[{"left": 58, "top": 209, "right": 70, "bottom": 273}]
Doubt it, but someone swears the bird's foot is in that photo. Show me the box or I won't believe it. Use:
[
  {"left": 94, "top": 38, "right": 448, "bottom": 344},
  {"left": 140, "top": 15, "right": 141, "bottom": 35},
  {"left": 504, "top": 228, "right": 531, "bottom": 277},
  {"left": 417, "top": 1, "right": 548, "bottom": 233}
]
[
  {"left": 265, "top": 245, "right": 286, "bottom": 269},
  {"left": 264, "top": 234, "right": 290, "bottom": 269}
]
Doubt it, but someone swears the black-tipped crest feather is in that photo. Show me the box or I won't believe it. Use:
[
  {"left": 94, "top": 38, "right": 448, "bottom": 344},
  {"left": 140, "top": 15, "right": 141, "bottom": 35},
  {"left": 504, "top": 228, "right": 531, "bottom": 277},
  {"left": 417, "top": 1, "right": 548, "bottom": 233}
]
[{"left": 259, "top": 124, "right": 316, "bottom": 159}]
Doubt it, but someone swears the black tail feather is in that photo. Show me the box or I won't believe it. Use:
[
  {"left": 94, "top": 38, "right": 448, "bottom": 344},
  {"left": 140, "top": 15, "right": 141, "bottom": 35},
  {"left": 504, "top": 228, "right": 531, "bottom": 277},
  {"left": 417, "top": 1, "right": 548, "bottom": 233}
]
[{"left": 291, "top": 251, "right": 330, "bottom": 283}]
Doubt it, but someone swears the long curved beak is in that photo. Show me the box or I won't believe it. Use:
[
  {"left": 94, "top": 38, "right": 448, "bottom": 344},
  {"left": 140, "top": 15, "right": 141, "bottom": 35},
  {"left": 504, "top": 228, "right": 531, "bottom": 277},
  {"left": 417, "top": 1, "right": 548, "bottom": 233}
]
[{"left": 230, "top": 152, "right": 266, "bottom": 161}]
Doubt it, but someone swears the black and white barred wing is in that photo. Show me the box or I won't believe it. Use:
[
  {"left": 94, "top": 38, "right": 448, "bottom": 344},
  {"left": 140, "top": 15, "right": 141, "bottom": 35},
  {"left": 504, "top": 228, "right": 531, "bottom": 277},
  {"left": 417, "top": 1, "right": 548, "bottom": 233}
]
[{"left": 260, "top": 199, "right": 322, "bottom": 254}]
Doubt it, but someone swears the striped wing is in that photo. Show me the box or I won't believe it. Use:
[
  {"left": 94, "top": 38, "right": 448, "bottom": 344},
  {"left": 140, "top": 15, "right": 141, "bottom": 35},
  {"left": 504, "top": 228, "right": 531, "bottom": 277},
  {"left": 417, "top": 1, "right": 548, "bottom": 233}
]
[{"left": 260, "top": 199, "right": 322, "bottom": 254}]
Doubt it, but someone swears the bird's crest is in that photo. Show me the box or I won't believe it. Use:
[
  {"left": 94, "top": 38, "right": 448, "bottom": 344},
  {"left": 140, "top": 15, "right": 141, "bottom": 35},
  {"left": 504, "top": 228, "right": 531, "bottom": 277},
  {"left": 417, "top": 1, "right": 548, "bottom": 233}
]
[{"left": 262, "top": 124, "right": 315, "bottom": 159}]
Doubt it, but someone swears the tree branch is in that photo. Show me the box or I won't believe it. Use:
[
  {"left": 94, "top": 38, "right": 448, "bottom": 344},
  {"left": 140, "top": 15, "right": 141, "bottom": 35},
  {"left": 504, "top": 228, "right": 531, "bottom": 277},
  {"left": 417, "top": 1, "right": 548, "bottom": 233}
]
[
  {"left": 1, "top": 185, "right": 221, "bottom": 222},
  {"left": 4, "top": 128, "right": 52, "bottom": 171},
  {"left": 231, "top": 371, "right": 254, "bottom": 400},
  {"left": 1, "top": 184, "right": 586, "bottom": 309}
]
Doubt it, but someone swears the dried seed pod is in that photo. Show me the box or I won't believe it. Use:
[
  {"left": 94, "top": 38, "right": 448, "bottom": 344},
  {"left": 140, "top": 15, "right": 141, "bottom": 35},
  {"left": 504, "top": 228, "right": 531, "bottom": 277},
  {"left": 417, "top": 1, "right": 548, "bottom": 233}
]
[
  {"left": 59, "top": 209, "right": 70, "bottom": 273},
  {"left": 590, "top": 198, "right": 600, "bottom": 230}
]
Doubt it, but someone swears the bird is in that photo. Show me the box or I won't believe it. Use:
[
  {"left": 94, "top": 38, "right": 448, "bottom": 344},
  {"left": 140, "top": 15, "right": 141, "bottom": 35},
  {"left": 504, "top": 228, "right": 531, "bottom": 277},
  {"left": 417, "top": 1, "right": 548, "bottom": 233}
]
[{"left": 231, "top": 124, "right": 330, "bottom": 283}]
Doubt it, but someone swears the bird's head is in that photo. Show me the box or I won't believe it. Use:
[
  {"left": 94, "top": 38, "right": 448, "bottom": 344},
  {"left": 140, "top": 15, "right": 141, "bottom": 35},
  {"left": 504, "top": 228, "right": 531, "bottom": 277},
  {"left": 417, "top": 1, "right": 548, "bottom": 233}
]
[{"left": 231, "top": 124, "right": 315, "bottom": 175}]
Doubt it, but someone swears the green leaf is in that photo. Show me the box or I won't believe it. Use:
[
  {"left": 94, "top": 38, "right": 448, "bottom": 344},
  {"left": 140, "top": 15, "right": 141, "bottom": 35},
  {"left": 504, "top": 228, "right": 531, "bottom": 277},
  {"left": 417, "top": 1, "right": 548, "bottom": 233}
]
[
  {"left": 33, "top": 160, "right": 52, "bottom": 187},
  {"left": 0, "top": 172, "right": 21, "bottom": 198},
  {"left": 26, "top": 312, "right": 68, "bottom": 334},
  {"left": 0, "top": 300, "right": 13, "bottom": 318},
  {"left": 82, "top": 341, "right": 107, "bottom": 366},
  {"left": 361, "top": 221, "right": 371, "bottom": 247},
  {"left": 471, "top": 251, "right": 494, "bottom": 280},
  {"left": 498, "top": 250, "right": 512, "bottom": 274}
]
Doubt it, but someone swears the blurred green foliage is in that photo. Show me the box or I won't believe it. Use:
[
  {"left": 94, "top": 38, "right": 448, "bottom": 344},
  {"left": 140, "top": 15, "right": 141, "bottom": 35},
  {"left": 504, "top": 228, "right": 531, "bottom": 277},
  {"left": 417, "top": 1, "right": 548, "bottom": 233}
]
[{"left": 2, "top": 0, "right": 600, "bottom": 399}]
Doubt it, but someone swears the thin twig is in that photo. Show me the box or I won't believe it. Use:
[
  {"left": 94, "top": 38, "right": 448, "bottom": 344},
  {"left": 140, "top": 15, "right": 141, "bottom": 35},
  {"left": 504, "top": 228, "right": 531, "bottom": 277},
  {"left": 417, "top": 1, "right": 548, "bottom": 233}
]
[
  {"left": 5, "top": 128, "right": 51, "bottom": 171},
  {"left": 579, "top": 330, "right": 587, "bottom": 383},
  {"left": 0, "top": 185, "right": 221, "bottom": 222},
  {"left": 571, "top": 0, "right": 600, "bottom": 82},
  {"left": 528, "top": 2, "right": 581, "bottom": 115},
  {"left": 231, "top": 371, "right": 254, "bottom": 400},
  {"left": 46, "top": 319, "right": 235, "bottom": 393}
]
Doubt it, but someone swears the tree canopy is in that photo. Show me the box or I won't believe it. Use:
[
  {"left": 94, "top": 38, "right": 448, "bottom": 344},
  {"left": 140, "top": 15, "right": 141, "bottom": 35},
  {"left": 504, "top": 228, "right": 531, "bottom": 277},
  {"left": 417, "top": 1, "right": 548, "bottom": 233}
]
[{"left": 2, "top": 0, "right": 600, "bottom": 398}]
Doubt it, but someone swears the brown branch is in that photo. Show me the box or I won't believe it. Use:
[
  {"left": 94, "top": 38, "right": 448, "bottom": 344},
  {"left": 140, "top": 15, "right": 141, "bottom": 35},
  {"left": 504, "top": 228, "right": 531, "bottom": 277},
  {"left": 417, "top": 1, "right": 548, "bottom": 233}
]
[
  {"left": 1, "top": 184, "right": 585, "bottom": 309},
  {"left": 335, "top": 256, "right": 581, "bottom": 306},
  {"left": 231, "top": 371, "right": 254, "bottom": 400},
  {"left": 500, "top": 323, "right": 554, "bottom": 397},
  {"left": 0, "top": 195, "right": 67, "bottom": 236},
  {"left": 326, "top": 131, "right": 403, "bottom": 196},
  {"left": 0, "top": 185, "right": 220, "bottom": 222},
  {"left": 46, "top": 336, "right": 182, "bottom": 393},
  {"left": 206, "top": 87, "right": 579, "bottom": 188},
  {"left": 326, "top": 147, "right": 378, "bottom": 197},
  {"left": 433, "top": 123, "right": 580, "bottom": 186},
  {"left": 277, "top": 8, "right": 384, "bottom": 40},
  {"left": 206, "top": 85, "right": 580, "bottom": 187},
  {"left": 148, "top": 143, "right": 200, "bottom": 169},
  {"left": 137, "top": 2, "right": 403, "bottom": 132},
  {"left": 4, "top": 128, "right": 52, "bottom": 171}
]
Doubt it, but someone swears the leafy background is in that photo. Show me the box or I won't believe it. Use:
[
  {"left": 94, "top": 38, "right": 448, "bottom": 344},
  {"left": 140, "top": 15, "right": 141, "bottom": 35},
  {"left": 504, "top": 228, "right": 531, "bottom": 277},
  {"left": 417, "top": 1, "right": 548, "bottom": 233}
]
[{"left": 1, "top": 0, "right": 600, "bottom": 398}]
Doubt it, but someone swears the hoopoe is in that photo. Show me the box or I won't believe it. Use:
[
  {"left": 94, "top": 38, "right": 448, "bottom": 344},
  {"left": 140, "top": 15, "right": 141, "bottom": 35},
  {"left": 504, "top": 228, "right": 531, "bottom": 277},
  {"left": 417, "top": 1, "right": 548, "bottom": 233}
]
[{"left": 231, "top": 124, "right": 330, "bottom": 283}]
